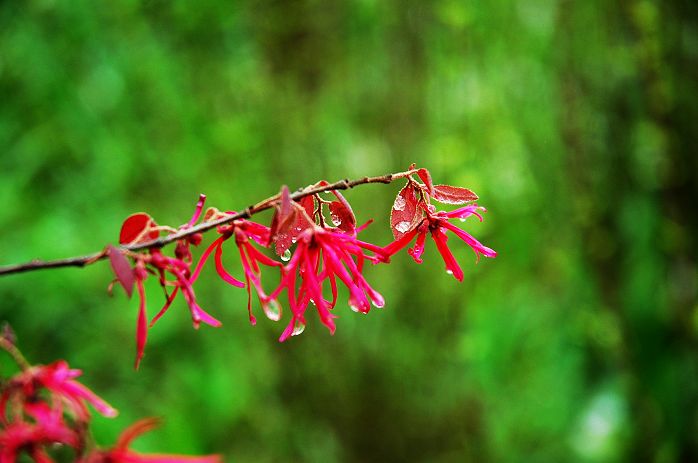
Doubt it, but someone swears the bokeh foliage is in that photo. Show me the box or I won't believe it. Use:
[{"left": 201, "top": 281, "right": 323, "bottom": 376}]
[{"left": 1, "top": 1, "right": 696, "bottom": 462}]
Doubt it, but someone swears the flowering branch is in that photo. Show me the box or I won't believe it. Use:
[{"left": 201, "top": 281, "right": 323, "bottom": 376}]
[
  {"left": 0, "top": 170, "right": 415, "bottom": 277},
  {"left": 0, "top": 164, "right": 497, "bottom": 367}
]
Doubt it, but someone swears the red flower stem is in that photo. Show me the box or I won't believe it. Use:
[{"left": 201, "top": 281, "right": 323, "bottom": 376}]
[
  {"left": 0, "top": 169, "right": 420, "bottom": 277},
  {"left": 0, "top": 336, "right": 30, "bottom": 371}
]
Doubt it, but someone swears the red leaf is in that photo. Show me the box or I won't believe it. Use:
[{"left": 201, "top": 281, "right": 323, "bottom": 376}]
[
  {"left": 432, "top": 185, "right": 479, "bottom": 204},
  {"left": 119, "top": 213, "right": 159, "bottom": 245},
  {"left": 416, "top": 168, "right": 434, "bottom": 195},
  {"left": 329, "top": 201, "right": 355, "bottom": 233},
  {"left": 390, "top": 183, "right": 423, "bottom": 240},
  {"left": 108, "top": 244, "right": 135, "bottom": 298},
  {"left": 269, "top": 186, "right": 295, "bottom": 244},
  {"left": 299, "top": 195, "right": 315, "bottom": 218},
  {"left": 328, "top": 190, "right": 356, "bottom": 233},
  {"left": 280, "top": 185, "right": 292, "bottom": 217},
  {"left": 273, "top": 198, "right": 315, "bottom": 255}
]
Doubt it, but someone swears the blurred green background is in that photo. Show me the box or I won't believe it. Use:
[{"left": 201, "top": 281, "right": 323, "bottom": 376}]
[{"left": 1, "top": 1, "right": 697, "bottom": 462}]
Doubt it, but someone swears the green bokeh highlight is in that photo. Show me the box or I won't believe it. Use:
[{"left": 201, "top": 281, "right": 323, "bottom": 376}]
[{"left": 1, "top": 1, "right": 696, "bottom": 461}]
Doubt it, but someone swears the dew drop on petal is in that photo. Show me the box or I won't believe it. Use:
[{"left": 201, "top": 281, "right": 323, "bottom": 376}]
[
  {"left": 291, "top": 319, "right": 306, "bottom": 336},
  {"left": 393, "top": 195, "right": 406, "bottom": 211},
  {"left": 262, "top": 299, "right": 282, "bottom": 321},
  {"left": 331, "top": 214, "right": 342, "bottom": 227},
  {"left": 395, "top": 221, "right": 412, "bottom": 233},
  {"left": 281, "top": 249, "right": 292, "bottom": 261},
  {"left": 349, "top": 301, "right": 361, "bottom": 313},
  {"left": 446, "top": 269, "right": 453, "bottom": 275},
  {"left": 459, "top": 218, "right": 467, "bottom": 222}
]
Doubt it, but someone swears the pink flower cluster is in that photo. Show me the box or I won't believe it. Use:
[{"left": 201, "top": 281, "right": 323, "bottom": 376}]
[
  {"left": 0, "top": 354, "right": 220, "bottom": 462},
  {"left": 111, "top": 167, "right": 497, "bottom": 367}
]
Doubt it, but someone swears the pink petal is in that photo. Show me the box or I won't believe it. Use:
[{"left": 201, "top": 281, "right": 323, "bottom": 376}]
[
  {"left": 150, "top": 286, "right": 179, "bottom": 327},
  {"left": 443, "top": 205, "right": 484, "bottom": 221},
  {"left": 214, "top": 243, "right": 244, "bottom": 287},
  {"left": 382, "top": 227, "right": 419, "bottom": 257},
  {"left": 407, "top": 228, "right": 427, "bottom": 263},
  {"left": 135, "top": 278, "right": 148, "bottom": 370},
  {"left": 441, "top": 221, "right": 497, "bottom": 259},
  {"left": 62, "top": 380, "right": 118, "bottom": 418},
  {"left": 190, "top": 237, "right": 226, "bottom": 284},
  {"left": 185, "top": 194, "right": 207, "bottom": 228},
  {"left": 430, "top": 228, "right": 464, "bottom": 282}
]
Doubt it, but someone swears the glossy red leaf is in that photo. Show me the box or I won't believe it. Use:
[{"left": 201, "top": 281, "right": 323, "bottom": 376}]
[
  {"left": 273, "top": 199, "right": 315, "bottom": 255},
  {"left": 390, "top": 183, "right": 423, "bottom": 240},
  {"left": 108, "top": 245, "right": 135, "bottom": 298},
  {"left": 269, "top": 186, "right": 295, "bottom": 244},
  {"left": 119, "top": 213, "right": 159, "bottom": 245},
  {"left": 416, "top": 168, "right": 434, "bottom": 195},
  {"left": 299, "top": 194, "right": 315, "bottom": 218},
  {"left": 328, "top": 190, "right": 356, "bottom": 234},
  {"left": 329, "top": 201, "right": 355, "bottom": 233},
  {"left": 432, "top": 185, "right": 479, "bottom": 204}
]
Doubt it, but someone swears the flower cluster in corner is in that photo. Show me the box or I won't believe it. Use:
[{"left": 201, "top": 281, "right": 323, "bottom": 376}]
[
  {"left": 0, "top": 331, "right": 221, "bottom": 463},
  {"left": 109, "top": 165, "right": 496, "bottom": 367}
]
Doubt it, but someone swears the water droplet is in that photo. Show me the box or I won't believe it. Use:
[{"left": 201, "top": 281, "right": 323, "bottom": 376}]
[
  {"left": 446, "top": 270, "right": 453, "bottom": 275},
  {"left": 262, "top": 299, "right": 282, "bottom": 321},
  {"left": 281, "top": 249, "right": 292, "bottom": 261},
  {"left": 459, "top": 218, "right": 467, "bottom": 222},
  {"left": 395, "top": 221, "right": 411, "bottom": 233},
  {"left": 393, "top": 195, "right": 406, "bottom": 211},
  {"left": 349, "top": 301, "right": 360, "bottom": 313},
  {"left": 331, "top": 213, "right": 342, "bottom": 227},
  {"left": 291, "top": 319, "right": 305, "bottom": 336}
]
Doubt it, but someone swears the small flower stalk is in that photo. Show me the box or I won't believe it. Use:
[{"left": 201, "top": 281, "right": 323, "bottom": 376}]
[{"left": 105, "top": 165, "right": 496, "bottom": 366}]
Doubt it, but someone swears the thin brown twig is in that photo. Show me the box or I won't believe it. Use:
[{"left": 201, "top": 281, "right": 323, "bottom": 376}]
[{"left": 0, "top": 169, "right": 417, "bottom": 277}]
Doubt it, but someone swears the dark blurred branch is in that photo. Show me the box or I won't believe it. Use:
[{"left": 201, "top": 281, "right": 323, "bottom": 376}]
[{"left": 0, "top": 169, "right": 418, "bottom": 277}]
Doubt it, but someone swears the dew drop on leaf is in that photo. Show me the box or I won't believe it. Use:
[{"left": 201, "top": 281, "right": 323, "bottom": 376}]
[
  {"left": 371, "top": 295, "right": 385, "bottom": 308},
  {"left": 393, "top": 195, "right": 406, "bottom": 211},
  {"left": 395, "top": 221, "right": 412, "bottom": 233},
  {"left": 292, "top": 319, "right": 306, "bottom": 336},
  {"left": 262, "top": 299, "right": 282, "bottom": 321}
]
